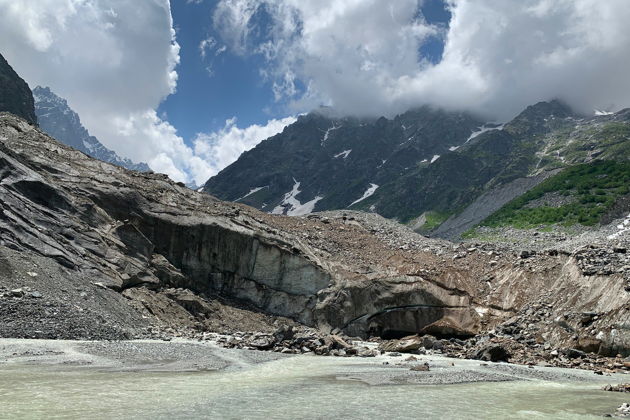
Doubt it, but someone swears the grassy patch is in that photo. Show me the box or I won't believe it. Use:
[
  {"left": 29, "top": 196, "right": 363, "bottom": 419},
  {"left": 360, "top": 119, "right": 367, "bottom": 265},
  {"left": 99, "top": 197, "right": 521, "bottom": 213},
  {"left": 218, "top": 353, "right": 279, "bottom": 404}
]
[
  {"left": 480, "top": 160, "right": 630, "bottom": 228},
  {"left": 413, "top": 210, "right": 452, "bottom": 232}
]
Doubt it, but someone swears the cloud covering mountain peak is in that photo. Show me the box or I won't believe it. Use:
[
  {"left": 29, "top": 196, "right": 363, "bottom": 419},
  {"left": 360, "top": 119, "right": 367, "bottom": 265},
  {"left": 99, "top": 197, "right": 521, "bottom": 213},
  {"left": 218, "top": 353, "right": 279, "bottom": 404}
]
[{"left": 213, "top": 0, "right": 630, "bottom": 119}]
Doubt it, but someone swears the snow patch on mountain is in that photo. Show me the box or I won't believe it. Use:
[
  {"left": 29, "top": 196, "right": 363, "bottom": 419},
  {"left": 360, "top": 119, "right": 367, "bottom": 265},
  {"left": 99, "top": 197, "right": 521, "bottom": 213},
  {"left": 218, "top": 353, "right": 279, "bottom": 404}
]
[
  {"left": 466, "top": 123, "right": 505, "bottom": 143},
  {"left": 235, "top": 186, "right": 268, "bottom": 202},
  {"left": 608, "top": 213, "right": 630, "bottom": 240},
  {"left": 349, "top": 183, "right": 379, "bottom": 207},
  {"left": 334, "top": 149, "right": 351, "bottom": 159},
  {"left": 272, "top": 179, "right": 322, "bottom": 216},
  {"left": 321, "top": 124, "right": 341, "bottom": 146}
]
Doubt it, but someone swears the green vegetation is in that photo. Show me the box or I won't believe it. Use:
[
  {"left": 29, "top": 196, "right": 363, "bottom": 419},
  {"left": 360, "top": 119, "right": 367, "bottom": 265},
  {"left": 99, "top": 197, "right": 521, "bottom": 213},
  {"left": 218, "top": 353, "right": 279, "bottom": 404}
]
[
  {"left": 480, "top": 160, "right": 630, "bottom": 228},
  {"left": 413, "top": 210, "right": 451, "bottom": 233}
]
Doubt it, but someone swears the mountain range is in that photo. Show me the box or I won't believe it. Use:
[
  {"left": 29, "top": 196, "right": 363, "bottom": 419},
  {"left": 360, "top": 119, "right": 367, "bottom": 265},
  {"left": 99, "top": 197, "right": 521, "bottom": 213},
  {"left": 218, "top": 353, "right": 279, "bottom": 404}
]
[
  {"left": 204, "top": 101, "right": 630, "bottom": 237},
  {"left": 33, "top": 86, "right": 150, "bottom": 172}
]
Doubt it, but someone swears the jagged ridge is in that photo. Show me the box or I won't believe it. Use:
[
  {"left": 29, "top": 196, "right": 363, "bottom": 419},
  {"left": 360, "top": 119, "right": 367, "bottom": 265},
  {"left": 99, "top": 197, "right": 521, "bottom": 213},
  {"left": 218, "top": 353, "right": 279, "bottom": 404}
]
[{"left": 33, "top": 86, "right": 150, "bottom": 172}]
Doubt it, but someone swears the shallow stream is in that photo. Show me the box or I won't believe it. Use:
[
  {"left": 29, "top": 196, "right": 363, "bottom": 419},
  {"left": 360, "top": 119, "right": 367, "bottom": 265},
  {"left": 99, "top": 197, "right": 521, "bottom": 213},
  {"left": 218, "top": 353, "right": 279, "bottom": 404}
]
[{"left": 0, "top": 353, "right": 627, "bottom": 419}]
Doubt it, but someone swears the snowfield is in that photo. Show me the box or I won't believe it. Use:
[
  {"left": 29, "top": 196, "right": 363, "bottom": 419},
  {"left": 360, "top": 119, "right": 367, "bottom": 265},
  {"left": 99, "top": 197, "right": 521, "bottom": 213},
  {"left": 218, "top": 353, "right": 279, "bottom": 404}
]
[
  {"left": 235, "top": 186, "right": 268, "bottom": 202},
  {"left": 334, "top": 149, "right": 352, "bottom": 159},
  {"left": 350, "top": 183, "right": 379, "bottom": 207},
  {"left": 466, "top": 124, "right": 505, "bottom": 143},
  {"left": 272, "top": 179, "right": 323, "bottom": 216}
]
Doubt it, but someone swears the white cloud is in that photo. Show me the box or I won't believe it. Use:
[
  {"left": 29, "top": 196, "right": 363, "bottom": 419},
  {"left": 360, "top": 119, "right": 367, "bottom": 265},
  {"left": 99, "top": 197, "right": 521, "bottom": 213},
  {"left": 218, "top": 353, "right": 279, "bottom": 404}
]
[
  {"left": 199, "top": 35, "right": 226, "bottom": 78},
  {"left": 199, "top": 36, "right": 216, "bottom": 59},
  {"left": 0, "top": 0, "right": 206, "bottom": 183},
  {"left": 193, "top": 116, "right": 296, "bottom": 179},
  {"left": 212, "top": 0, "right": 630, "bottom": 119},
  {"left": 110, "top": 109, "right": 207, "bottom": 184}
]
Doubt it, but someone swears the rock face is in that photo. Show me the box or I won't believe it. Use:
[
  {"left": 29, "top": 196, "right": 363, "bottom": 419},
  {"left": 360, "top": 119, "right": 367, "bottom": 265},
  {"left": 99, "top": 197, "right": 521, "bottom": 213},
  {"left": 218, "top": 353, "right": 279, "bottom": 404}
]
[
  {"left": 0, "top": 53, "right": 36, "bottom": 125},
  {"left": 33, "top": 86, "right": 150, "bottom": 172},
  {"left": 203, "top": 107, "right": 485, "bottom": 219},
  {"left": 0, "top": 113, "right": 331, "bottom": 333},
  {"left": 0, "top": 112, "right": 629, "bottom": 357},
  {"left": 205, "top": 100, "right": 630, "bottom": 237}
]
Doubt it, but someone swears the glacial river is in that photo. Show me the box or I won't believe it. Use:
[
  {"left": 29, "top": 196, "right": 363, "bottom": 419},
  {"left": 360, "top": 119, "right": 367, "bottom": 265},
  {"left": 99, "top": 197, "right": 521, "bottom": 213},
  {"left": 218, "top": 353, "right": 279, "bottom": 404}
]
[{"left": 1, "top": 351, "right": 628, "bottom": 420}]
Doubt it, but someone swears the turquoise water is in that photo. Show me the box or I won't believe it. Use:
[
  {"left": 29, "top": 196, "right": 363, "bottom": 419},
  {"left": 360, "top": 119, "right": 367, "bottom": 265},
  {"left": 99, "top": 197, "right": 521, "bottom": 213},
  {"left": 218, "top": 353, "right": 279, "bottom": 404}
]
[{"left": 0, "top": 356, "right": 627, "bottom": 419}]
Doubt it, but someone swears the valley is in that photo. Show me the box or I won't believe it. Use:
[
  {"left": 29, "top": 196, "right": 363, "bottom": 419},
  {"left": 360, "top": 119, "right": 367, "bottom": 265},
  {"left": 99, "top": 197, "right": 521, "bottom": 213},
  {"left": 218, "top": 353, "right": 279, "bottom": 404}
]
[{"left": 0, "top": 47, "right": 628, "bottom": 419}]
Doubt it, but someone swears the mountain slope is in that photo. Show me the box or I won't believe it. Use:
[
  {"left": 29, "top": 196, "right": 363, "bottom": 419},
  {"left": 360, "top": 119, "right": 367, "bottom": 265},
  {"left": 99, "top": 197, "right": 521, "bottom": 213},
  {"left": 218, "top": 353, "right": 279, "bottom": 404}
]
[
  {"left": 33, "top": 86, "right": 150, "bottom": 172},
  {"left": 445, "top": 106, "right": 630, "bottom": 238},
  {"left": 2, "top": 111, "right": 628, "bottom": 358},
  {"left": 0, "top": 53, "right": 36, "bottom": 125},
  {"left": 204, "top": 107, "right": 486, "bottom": 215},
  {"left": 476, "top": 160, "right": 630, "bottom": 230},
  {"left": 205, "top": 100, "right": 630, "bottom": 234},
  {"left": 366, "top": 100, "right": 577, "bottom": 222}
]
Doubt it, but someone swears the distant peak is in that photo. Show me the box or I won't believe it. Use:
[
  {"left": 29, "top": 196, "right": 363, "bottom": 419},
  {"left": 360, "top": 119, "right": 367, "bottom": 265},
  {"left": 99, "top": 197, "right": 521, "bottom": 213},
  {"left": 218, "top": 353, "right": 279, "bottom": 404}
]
[
  {"left": 33, "top": 86, "right": 68, "bottom": 107},
  {"left": 523, "top": 99, "right": 574, "bottom": 118}
]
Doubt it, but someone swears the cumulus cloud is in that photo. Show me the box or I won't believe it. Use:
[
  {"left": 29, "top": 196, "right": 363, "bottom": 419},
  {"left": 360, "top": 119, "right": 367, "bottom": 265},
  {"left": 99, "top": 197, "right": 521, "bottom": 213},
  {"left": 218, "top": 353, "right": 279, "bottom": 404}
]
[
  {"left": 193, "top": 115, "right": 297, "bottom": 179},
  {"left": 0, "top": 0, "right": 209, "bottom": 183},
  {"left": 212, "top": 0, "right": 630, "bottom": 119}
]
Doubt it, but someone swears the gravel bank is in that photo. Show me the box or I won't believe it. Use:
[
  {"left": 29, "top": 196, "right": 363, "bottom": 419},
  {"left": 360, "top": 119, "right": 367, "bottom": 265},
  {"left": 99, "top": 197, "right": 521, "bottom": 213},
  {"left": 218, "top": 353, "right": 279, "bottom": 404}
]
[
  {"left": 0, "top": 338, "right": 287, "bottom": 372},
  {"left": 1, "top": 338, "right": 627, "bottom": 387}
]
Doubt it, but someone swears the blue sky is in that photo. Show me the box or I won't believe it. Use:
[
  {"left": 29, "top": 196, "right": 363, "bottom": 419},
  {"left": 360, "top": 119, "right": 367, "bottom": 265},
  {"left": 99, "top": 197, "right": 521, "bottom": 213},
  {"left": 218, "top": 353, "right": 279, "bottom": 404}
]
[
  {"left": 159, "top": 0, "right": 274, "bottom": 139},
  {"left": 161, "top": 0, "right": 451, "bottom": 142}
]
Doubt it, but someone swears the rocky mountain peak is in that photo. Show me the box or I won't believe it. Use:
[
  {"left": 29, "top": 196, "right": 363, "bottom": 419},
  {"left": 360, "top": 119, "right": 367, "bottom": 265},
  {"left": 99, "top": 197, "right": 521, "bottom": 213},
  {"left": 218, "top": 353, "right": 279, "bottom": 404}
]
[
  {"left": 505, "top": 99, "right": 575, "bottom": 136},
  {"left": 33, "top": 85, "right": 151, "bottom": 172},
  {"left": 0, "top": 53, "right": 37, "bottom": 125}
]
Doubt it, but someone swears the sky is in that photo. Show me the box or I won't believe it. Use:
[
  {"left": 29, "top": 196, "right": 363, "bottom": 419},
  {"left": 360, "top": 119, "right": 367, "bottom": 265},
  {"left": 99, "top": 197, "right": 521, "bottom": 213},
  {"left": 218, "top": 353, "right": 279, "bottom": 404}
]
[{"left": 0, "top": 0, "right": 629, "bottom": 185}]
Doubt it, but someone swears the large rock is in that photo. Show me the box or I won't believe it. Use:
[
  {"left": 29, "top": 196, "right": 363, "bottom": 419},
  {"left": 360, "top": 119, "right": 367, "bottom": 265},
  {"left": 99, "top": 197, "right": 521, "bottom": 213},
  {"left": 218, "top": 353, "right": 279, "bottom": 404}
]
[
  {"left": 379, "top": 335, "right": 423, "bottom": 353},
  {"left": 473, "top": 344, "right": 510, "bottom": 362},
  {"left": 0, "top": 113, "right": 331, "bottom": 334}
]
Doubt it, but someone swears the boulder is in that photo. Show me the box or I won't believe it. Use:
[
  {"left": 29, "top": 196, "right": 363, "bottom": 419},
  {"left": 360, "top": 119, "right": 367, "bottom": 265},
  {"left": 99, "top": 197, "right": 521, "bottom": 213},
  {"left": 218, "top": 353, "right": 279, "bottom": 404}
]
[
  {"left": 358, "top": 349, "right": 378, "bottom": 357},
  {"left": 273, "top": 325, "right": 297, "bottom": 342},
  {"left": 249, "top": 337, "right": 274, "bottom": 350},
  {"left": 473, "top": 344, "right": 510, "bottom": 362},
  {"left": 10, "top": 288, "right": 24, "bottom": 297},
  {"left": 329, "top": 334, "right": 353, "bottom": 350},
  {"left": 563, "top": 348, "right": 587, "bottom": 359},
  {"left": 410, "top": 363, "right": 430, "bottom": 372},
  {"left": 576, "top": 337, "right": 602, "bottom": 354},
  {"left": 378, "top": 335, "right": 423, "bottom": 353}
]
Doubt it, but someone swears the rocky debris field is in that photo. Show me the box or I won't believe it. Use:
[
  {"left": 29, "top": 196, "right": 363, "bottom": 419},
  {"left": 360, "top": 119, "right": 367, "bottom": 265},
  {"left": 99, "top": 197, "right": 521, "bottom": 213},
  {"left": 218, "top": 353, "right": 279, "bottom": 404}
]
[
  {"left": 574, "top": 244, "right": 630, "bottom": 288},
  {"left": 467, "top": 218, "right": 630, "bottom": 257},
  {"left": 372, "top": 333, "right": 630, "bottom": 374},
  {"left": 0, "top": 246, "right": 149, "bottom": 340},
  {"left": 212, "top": 325, "right": 377, "bottom": 357}
]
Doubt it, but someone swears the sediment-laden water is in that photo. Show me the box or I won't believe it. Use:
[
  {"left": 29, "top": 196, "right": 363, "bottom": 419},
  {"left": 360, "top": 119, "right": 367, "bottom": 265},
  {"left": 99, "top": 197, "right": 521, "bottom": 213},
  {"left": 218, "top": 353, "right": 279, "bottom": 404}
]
[{"left": 0, "top": 347, "right": 627, "bottom": 419}]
